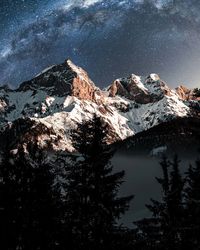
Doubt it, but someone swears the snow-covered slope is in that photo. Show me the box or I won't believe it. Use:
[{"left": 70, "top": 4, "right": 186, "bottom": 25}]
[{"left": 0, "top": 59, "right": 199, "bottom": 153}]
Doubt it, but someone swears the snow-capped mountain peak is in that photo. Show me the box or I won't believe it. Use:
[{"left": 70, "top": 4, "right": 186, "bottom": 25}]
[
  {"left": 18, "top": 59, "right": 98, "bottom": 101},
  {"left": 146, "top": 73, "right": 160, "bottom": 82},
  {"left": 0, "top": 59, "right": 199, "bottom": 153},
  {"left": 108, "top": 72, "right": 174, "bottom": 104}
]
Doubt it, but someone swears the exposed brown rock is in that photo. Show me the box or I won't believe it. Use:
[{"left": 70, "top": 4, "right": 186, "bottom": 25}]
[
  {"left": 175, "top": 85, "right": 200, "bottom": 101},
  {"left": 108, "top": 77, "right": 151, "bottom": 104},
  {"left": 71, "top": 76, "right": 95, "bottom": 101},
  {"left": 176, "top": 85, "right": 192, "bottom": 100},
  {"left": 67, "top": 59, "right": 97, "bottom": 101},
  {"left": 109, "top": 76, "right": 157, "bottom": 104},
  {"left": 126, "top": 75, "right": 151, "bottom": 103},
  {"left": 109, "top": 80, "right": 129, "bottom": 97},
  {"left": 98, "top": 106, "right": 108, "bottom": 115},
  {"left": 18, "top": 59, "right": 102, "bottom": 102},
  {"left": 0, "top": 98, "right": 7, "bottom": 112}
]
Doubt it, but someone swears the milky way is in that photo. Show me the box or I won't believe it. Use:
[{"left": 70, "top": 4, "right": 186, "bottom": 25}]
[{"left": 1, "top": 0, "right": 200, "bottom": 88}]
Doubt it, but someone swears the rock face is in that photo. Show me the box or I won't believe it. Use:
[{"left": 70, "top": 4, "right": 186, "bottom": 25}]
[
  {"left": 108, "top": 75, "right": 150, "bottom": 104},
  {"left": 67, "top": 60, "right": 100, "bottom": 101},
  {"left": 175, "top": 85, "right": 200, "bottom": 101},
  {"left": 0, "top": 98, "right": 7, "bottom": 112},
  {"left": 18, "top": 59, "right": 99, "bottom": 101},
  {"left": 175, "top": 85, "right": 192, "bottom": 100},
  {"left": 0, "top": 59, "right": 199, "bottom": 153},
  {"left": 108, "top": 73, "right": 173, "bottom": 104}
]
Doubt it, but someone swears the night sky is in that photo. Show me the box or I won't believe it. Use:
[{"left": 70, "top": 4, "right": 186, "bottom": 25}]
[{"left": 1, "top": 0, "right": 200, "bottom": 88}]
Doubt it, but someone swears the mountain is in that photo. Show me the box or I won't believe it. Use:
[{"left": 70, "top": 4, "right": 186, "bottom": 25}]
[
  {"left": 118, "top": 117, "right": 200, "bottom": 157},
  {"left": 0, "top": 59, "right": 200, "bottom": 154}
]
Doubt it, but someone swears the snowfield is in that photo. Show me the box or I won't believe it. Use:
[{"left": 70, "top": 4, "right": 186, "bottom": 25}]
[{"left": 0, "top": 60, "right": 196, "bottom": 152}]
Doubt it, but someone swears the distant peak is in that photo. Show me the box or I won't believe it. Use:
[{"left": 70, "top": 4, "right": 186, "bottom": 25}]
[
  {"left": 108, "top": 72, "right": 173, "bottom": 103},
  {"left": 175, "top": 85, "right": 196, "bottom": 101},
  {"left": 65, "top": 59, "right": 95, "bottom": 86},
  {"left": 146, "top": 73, "right": 160, "bottom": 82},
  {"left": 65, "top": 59, "right": 77, "bottom": 70},
  {"left": 130, "top": 74, "right": 141, "bottom": 84}
]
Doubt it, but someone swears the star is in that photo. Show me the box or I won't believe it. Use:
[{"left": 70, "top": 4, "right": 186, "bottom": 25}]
[{"left": 0, "top": 0, "right": 200, "bottom": 89}]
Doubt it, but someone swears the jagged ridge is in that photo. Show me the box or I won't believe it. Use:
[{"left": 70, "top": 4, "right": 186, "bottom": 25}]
[{"left": 0, "top": 59, "right": 200, "bottom": 153}]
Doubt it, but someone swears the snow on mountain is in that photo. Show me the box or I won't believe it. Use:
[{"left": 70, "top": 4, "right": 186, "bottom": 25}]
[
  {"left": 35, "top": 65, "right": 56, "bottom": 77},
  {"left": 106, "top": 91, "right": 190, "bottom": 135},
  {"left": 0, "top": 59, "right": 198, "bottom": 153}
]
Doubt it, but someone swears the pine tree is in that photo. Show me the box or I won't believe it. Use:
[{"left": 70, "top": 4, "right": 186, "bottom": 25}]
[
  {"left": 167, "top": 155, "right": 184, "bottom": 246},
  {"left": 184, "top": 158, "right": 200, "bottom": 249},
  {"left": 64, "top": 115, "right": 134, "bottom": 250},
  {"left": 135, "top": 156, "right": 170, "bottom": 249},
  {"left": 0, "top": 147, "right": 63, "bottom": 250},
  {"left": 135, "top": 156, "right": 184, "bottom": 250}
]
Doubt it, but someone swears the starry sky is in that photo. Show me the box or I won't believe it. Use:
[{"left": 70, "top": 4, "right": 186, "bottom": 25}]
[{"left": 1, "top": 0, "right": 200, "bottom": 88}]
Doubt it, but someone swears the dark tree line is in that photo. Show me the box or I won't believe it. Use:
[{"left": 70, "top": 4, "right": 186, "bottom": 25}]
[
  {"left": 0, "top": 116, "right": 133, "bottom": 250},
  {"left": 64, "top": 116, "right": 133, "bottom": 250},
  {"left": 135, "top": 156, "right": 200, "bottom": 250},
  {"left": 0, "top": 147, "right": 63, "bottom": 250},
  {"left": 0, "top": 115, "right": 200, "bottom": 249}
]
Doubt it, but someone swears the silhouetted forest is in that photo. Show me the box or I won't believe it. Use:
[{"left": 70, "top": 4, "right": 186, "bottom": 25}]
[{"left": 0, "top": 116, "right": 200, "bottom": 249}]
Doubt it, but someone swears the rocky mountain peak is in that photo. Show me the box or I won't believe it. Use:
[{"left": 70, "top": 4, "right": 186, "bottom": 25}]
[
  {"left": 108, "top": 72, "right": 173, "bottom": 104},
  {"left": 175, "top": 85, "right": 191, "bottom": 100},
  {"left": 0, "top": 59, "right": 199, "bottom": 154},
  {"left": 66, "top": 59, "right": 101, "bottom": 101},
  {"left": 175, "top": 85, "right": 200, "bottom": 101},
  {"left": 145, "top": 73, "right": 160, "bottom": 83},
  {"left": 130, "top": 74, "right": 142, "bottom": 84},
  {"left": 108, "top": 74, "right": 150, "bottom": 104},
  {"left": 17, "top": 59, "right": 99, "bottom": 101}
]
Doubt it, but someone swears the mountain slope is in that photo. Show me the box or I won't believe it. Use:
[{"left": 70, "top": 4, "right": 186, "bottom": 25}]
[
  {"left": 0, "top": 59, "right": 199, "bottom": 153},
  {"left": 117, "top": 117, "right": 200, "bottom": 156}
]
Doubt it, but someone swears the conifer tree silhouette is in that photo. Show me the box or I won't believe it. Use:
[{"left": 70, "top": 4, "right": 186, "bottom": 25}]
[
  {"left": 65, "top": 115, "right": 133, "bottom": 250},
  {"left": 135, "top": 156, "right": 184, "bottom": 250},
  {"left": 184, "top": 157, "right": 200, "bottom": 249},
  {"left": 0, "top": 146, "right": 62, "bottom": 250}
]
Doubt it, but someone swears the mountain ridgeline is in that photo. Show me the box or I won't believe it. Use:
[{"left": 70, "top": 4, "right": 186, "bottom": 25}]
[
  {"left": 0, "top": 59, "right": 200, "bottom": 154},
  {"left": 1, "top": 60, "right": 200, "bottom": 249}
]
